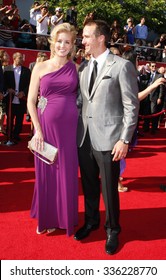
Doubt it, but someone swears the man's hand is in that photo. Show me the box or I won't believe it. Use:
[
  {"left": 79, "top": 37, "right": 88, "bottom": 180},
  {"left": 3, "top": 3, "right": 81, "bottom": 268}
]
[
  {"left": 17, "top": 91, "right": 25, "bottom": 99},
  {"left": 112, "top": 140, "right": 129, "bottom": 161},
  {"left": 0, "top": 92, "right": 3, "bottom": 101}
]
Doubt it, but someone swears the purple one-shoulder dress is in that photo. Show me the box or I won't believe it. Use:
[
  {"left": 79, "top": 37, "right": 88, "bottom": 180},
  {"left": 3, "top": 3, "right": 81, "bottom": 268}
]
[{"left": 30, "top": 61, "right": 79, "bottom": 236}]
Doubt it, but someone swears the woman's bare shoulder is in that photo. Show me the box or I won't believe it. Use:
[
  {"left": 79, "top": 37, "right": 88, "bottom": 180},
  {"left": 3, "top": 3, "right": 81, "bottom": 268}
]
[{"left": 32, "top": 60, "right": 51, "bottom": 78}]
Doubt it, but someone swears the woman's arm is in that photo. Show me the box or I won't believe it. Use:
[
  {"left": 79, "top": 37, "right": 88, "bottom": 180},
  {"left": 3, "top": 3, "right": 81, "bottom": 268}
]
[
  {"left": 138, "top": 77, "right": 166, "bottom": 101},
  {"left": 27, "top": 63, "right": 44, "bottom": 150}
]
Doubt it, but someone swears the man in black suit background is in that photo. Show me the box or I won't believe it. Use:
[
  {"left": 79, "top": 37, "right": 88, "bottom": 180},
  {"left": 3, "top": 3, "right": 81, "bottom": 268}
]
[
  {"left": 4, "top": 52, "right": 31, "bottom": 141},
  {"left": 0, "top": 60, "right": 4, "bottom": 133},
  {"left": 142, "top": 62, "right": 165, "bottom": 134}
]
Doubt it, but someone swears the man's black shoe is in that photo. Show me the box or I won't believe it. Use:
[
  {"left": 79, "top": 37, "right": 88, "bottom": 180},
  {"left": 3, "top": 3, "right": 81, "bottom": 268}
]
[
  {"left": 13, "top": 135, "right": 21, "bottom": 141},
  {"left": 105, "top": 232, "right": 119, "bottom": 255},
  {"left": 143, "top": 128, "right": 149, "bottom": 133},
  {"left": 151, "top": 129, "right": 156, "bottom": 135},
  {"left": 74, "top": 224, "right": 99, "bottom": 241},
  {"left": 160, "top": 184, "right": 166, "bottom": 192},
  {"left": 137, "top": 131, "right": 144, "bottom": 137}
]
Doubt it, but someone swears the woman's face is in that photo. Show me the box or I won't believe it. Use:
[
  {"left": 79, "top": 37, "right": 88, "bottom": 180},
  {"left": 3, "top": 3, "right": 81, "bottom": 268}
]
[
  {"left": 54, "top": 32, "right": 73, "bottom": 57},
  {"left": 89, "top": 13, "right": 93, "bottom": 18},
  {"left": 127, "top": 20, "right": 132, "bottom": 25},
  {"left": 3, "top": 52, "right": 10, "bottom": 65}
]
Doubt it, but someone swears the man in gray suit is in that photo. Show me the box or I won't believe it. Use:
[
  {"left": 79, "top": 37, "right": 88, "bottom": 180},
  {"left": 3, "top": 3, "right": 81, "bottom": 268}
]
[{"left": 74, "top": 20, "right": 139, "bottom": 254}]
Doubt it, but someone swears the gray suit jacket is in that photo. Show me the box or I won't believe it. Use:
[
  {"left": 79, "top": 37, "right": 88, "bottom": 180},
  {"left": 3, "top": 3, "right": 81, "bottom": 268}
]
[{"left": 77, "top": 53, "right": 139, "bottom": 151}]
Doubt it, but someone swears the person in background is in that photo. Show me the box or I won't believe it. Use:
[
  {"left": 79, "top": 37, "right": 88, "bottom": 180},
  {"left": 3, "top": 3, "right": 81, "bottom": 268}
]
[
  {"left": 110, "top": 19, "right": 121, "bottom": 37},
  {"left": 161, "top": 46, "right": 166, "bottom": 63},
  {"left": 110, "top": 46, "right": 121, "bottom": 56},
  {"left": 0, "top": 49, "right": 10, "bottom": 71},
  {"left": 83, "top": 12, "right": 95, "bottom": 26},
  {"left": 16, "top": 19, "right": 35, "bottom": 49},
  {"left": 66, "top": 6, "right": 77, "bottom": 27},
  {"left": 74, "top": 20, "right": 139, "bottom": 255},
  {"left": 29, "top": 51, "right": 48, "bottom": 72},
  {"left": 50, "top": 7, "right": 64, "bottom": 33},
  {"left": 27, "top": 23, "right": 79, "bottom": 236},
  {"left": 0, "top": 59, "right": 4, "bottom": 134},
  {"left": 0, "top": 49, "right": 10, "bottom": 134},
  {"left": 153, "top": 33, "right": 166, "bottom": 62},
  {"left": 36, "top": 5, "right": 50, "bottom": 50},
  {"left": 134, "top": 38, "right": 146, "bottom": 60},
  {"left": 134, "top": 16, "right": 148, "bottom": 46},
  {"left": 8, "top": 4, "right": 21, "bottom": 30},
  {"left": 0, "top": 5, "right": 8, "bottom": 17},
  {"left": 118, "top": 75, "right": 166, "bottom": 192},
  {"left": 3, "top": 52, "right": 31, "bottom": 142},
  {"left": 0, "top": 16, "right": 15, "bottom": 47},
  {"left": 138, "top": 77, "right": 166, "bottom": 101},
  {"left": 73, "top": 48, "right": 86, "bottom": 65},
  {"left": 158, "top": 66, "right": 165, "bottom": 75},
  {"left": 29, "top": 1, "right": 45, "bottom": 33},
  {"left": 142, "top": 62, "right": 165, "bottom": 134},
  {"left": 123, "top": 17, "right": 135, "bottom": 45}
]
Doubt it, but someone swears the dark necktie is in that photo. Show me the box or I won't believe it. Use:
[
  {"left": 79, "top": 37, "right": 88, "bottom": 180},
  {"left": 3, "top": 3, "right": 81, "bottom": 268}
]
[
  {"left": 149, "top": 73, "right": 154, "bottom": 84},
  {"left": 89, "top": 60, "right": 98, "bottom": 95}
]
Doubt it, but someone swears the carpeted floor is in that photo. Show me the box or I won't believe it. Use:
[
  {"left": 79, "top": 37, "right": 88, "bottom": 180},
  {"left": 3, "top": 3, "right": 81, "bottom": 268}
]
[{"left": 0, "top": 119, "right": 166, "bottom": 260}]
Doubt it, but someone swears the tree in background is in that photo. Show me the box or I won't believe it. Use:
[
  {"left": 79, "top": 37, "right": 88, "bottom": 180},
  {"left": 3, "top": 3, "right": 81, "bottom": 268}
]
[{"left": 46, "top": 0, "right": 165, "bottom": 33}]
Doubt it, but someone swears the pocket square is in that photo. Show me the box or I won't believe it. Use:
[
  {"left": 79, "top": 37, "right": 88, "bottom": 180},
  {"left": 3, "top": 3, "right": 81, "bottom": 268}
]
[{"left": 102, "top": 75, "right": 112, "bottom": 80}]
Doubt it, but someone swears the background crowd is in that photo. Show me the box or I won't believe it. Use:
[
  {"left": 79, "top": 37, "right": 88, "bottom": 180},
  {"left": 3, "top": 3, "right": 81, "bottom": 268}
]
[
  {"left": 0, "top": 2, "right": 165, "bottom": 63},
  {"left": 0, "top": 2, "right": 166, "bottom": 255},
  {"left": 0, "top": 1, "right": 166, "bottom": 141}
]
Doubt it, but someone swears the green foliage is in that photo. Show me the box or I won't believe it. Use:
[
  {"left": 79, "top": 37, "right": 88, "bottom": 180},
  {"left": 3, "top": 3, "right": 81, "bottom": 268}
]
[{"left": 46, "top": 0, "right": 166, "bottom": 33}]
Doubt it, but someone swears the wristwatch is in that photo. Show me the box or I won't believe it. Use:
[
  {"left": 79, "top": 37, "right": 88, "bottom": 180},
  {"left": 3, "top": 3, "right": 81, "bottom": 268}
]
[{"left": 120, "top": 139, "right": 130, "bottom": 145}]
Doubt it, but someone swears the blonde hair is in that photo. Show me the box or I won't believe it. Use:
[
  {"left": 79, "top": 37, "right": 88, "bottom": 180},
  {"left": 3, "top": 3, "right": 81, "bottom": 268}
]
[
  {"left": 0, "top": 49, "right": 6, "bottom": 60},
  {"left": 49, "top": 23, "right": 77, "bottom": 58},
  {"left": 127, "top": 17, "right": 133, "bottom": 23}
]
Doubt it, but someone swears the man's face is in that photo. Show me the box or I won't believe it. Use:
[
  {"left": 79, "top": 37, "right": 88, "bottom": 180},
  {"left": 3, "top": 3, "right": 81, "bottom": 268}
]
[
  {"left": 150, "top": 63, "right": 156, "bottom": 72},
  {"left": 41, "top": 7, "right": 48, "bottom": 16},
  {"left": 82, "top": 24, "right": 100, "bottom": 56},
  {"left": 14, "top": 54, "right": 23, "bottom": 66},
  {"left": 56, "top": 10, "right": 62, "bottom": 17},
  {"left": 140, "top": 18, "right": 145, "bottom": 25}
]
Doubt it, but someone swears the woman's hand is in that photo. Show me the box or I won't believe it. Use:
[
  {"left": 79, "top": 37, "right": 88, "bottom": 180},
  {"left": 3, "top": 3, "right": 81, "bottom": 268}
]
[{"left": 33, "top": 130, "right": 44, "bottom": 151}]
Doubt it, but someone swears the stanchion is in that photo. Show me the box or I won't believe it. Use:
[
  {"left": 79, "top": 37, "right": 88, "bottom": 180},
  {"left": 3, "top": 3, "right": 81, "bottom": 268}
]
[{"left": 3, "top": 92, "right": 16, "bottom": 146}]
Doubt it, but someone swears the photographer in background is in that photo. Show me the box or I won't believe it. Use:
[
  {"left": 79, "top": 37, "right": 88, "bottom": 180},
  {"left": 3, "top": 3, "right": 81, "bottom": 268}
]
[
  {"left": 16, "top": 19, "right": 35, "bottom": 49},
  {"left": 50, "top": 7, "right": 64, "bottom": 33},
  {"left": 66, "top": 6, "right": 77, "bottom": 27},
  {"left": 153, "top": 34, "right": 166, "bottom": 62},
  {"left": 36, "top": 5, "right": 50, "bottom": 50},
  {"left": 73, "top": 48, "right": 86, "bottom": 65}
]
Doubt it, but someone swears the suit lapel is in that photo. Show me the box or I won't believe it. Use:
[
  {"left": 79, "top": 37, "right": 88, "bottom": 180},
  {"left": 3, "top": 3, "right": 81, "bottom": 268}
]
[
  {"left": 80, "top": 60, "right": 91, "bottom": 99},
  {"left": 89, "top": 53, "right": 116, "bottom": 99},
  {"left": 10, "top": 65, "right": 16, "bottom": 89}
]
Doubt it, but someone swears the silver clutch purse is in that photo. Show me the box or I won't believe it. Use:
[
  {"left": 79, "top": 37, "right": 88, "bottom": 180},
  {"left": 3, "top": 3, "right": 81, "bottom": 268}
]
[{"left": 28, "top": 137, "right": 58, "bottom": 165}]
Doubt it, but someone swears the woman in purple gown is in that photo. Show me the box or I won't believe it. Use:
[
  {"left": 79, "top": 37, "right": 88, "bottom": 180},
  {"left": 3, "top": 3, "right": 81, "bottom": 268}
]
[{"left": 27, "top": 23, "right": 79, "bottom": 236}]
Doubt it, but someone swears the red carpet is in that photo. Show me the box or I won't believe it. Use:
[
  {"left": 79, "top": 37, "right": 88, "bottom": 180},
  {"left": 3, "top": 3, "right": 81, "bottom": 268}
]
[{"left": 0, "top": 118, "right": 166, "bottom": 260}]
